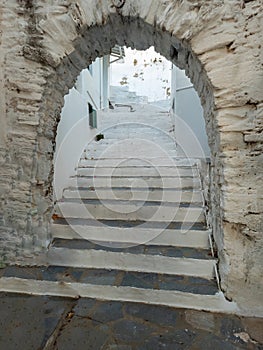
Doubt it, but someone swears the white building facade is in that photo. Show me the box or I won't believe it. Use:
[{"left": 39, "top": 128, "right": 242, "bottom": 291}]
[
  {"left": 171, "top": 65, "right": 210, "bottom": 159},
  {"left": 54, "top": 56, "right": 110, "bottom": 200}
]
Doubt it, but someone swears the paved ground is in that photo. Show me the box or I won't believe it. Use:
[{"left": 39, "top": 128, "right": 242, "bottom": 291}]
[{"left": 0, "top": 291, "right": 262, "bottom": 350}]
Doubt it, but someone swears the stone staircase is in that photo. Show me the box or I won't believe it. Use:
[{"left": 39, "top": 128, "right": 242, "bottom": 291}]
[
  {"left": 0, "top": 105, "right": 238, "bottom": 315},
  {"left": 110, "top": 85, "right": 149, "bottom": 105},
  {"left": 0, "top": 156, "right": 237, "bottom": 314}
]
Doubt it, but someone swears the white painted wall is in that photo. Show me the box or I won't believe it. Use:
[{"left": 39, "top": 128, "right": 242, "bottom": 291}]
[
  {"left": 102, "top": 56, "right": 110, "bottom": 109},
  {"left": 54, "top": 88, "right": 98, "bottom": 200},
  {"left": 54, "top": 57, "right": 109, "bottom": 200},
  {"left": 171, "top": 66, "right": 210, "bottom": 158}
]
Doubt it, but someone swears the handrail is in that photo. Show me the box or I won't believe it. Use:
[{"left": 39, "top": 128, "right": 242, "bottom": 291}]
[
  {"left": 175, "top": 85, "right": 193, "bottom": 92},
  {"left": 115, "top": 103, "right": 135, "bottom": 112}
]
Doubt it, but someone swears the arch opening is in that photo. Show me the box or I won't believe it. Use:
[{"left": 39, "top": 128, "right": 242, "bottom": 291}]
[
  {"left": 1, "top": 1, "right": 262, "bottom": 314},
  {"left": 46, "top": 17, "right": 217, "bottom": 240},
  {"left": 6, "top": 14, "right": 222, "bottom": 293}
]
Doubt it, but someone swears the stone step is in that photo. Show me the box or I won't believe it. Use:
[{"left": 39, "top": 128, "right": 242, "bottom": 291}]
[
  {"left": 84, "top": 136, "right": 174, "bottom": 141},
  {"left": 83, "top": 144, "right": 176, "bottom": 153},
  {"left": 67, "top": 176, "right": 201, "bottom": 189},
  {"left": 84, "top": 146, "right": 175, "bottom": 153},
  {"left": 54, "top": 201, "right": 205, "bottom": 223},
  {"left": 0, "top": 277, "right": 238, "bottom": 314},
  {"left": 46, "top": 247, "right": 215, "bottom": 279},
  {"left": 83, "top": 140, "right": 176, "bottom": 149},
  {"left": 84, "top": 152, "right": 178, "bottom": 159},
  {"left": 0, "top": 266, "right": 218, "bottom": 295},
  {"left": 52, "top": 217, "right": 207, "bottom": 230},
  {"left": 63, "top": 188, "right": 203, "bottom": 204},
  {"left": 51, "top": 238, "right": 212, "bottom": 260},
  {"left": 76, "top": 166, "right": 199, "bottom": 178},
  {"left": 84, "top": 139, "right": 175, "bottom": 146},
  {"left": 79, "top": 157, "right": 198, "bottom": 167},
  {"left": 60, "top": 198, "right": 202, "bottom": 208},
  {"left": 51, "top": 224, "right": 210, "bottom": 249},
  {"left": 95, "top": 134, "right": 173, "bottom": 140},
  {"left": 83, "top": 149, "right": 178, "bottom": 155}
]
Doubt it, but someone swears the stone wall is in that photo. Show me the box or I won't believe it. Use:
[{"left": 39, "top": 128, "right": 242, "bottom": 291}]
[{"left": 0, "top": 0, "right": 262, "bottom": 313}]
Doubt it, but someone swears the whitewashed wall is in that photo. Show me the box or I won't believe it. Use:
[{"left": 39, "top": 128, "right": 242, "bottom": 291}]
[
  {"left": 54, "top": 58, "right": 109, "bottom": 200},
  {"left": 54, "top": 88, "right": 97, "bottom": 200},
  {"left": 171, "top": 66, "right": 210, "bottom": 158}
]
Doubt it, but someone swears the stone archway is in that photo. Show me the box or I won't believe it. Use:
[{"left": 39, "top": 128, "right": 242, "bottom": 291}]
[{"left": 0, "top": 0, "right": 262, "bottom": 312}]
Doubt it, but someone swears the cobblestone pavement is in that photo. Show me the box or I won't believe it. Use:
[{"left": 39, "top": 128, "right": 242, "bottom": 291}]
[{"left": 0, "top": 292, "right": 262, "bottom": 350}]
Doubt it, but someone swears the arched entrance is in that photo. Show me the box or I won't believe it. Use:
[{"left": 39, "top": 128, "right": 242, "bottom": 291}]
[{"left": 0, "top": 0, "right": 262, "bottom": 313}]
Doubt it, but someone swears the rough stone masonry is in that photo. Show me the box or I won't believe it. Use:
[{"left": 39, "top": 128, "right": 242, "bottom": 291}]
[{"left": 0, "top": 0, "right": 262, "bottom": 315}]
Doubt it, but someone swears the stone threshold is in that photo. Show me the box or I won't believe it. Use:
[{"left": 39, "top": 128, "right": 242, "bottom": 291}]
[
  {"left": 0, "top": 277, "right": 239, "bottom": 315},
  {"left": 0, "top": 266, "right": 218, "bottom": 295}
]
